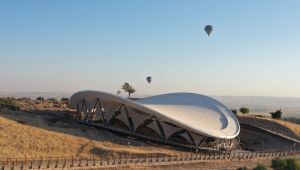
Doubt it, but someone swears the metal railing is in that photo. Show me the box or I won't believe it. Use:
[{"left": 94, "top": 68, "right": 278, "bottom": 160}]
[{"left": 0, "top": 150, "right": 299, "bottom": 169}]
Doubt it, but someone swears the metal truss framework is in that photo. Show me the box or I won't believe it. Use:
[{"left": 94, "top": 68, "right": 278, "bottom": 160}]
[{"left": 75, "top": 98, "right": 238, "bottom": 151}]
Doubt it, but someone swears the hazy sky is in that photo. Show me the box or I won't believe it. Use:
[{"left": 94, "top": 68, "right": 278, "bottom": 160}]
[{"left": 1, "top": 1, "right": 300, "bottom": 97}]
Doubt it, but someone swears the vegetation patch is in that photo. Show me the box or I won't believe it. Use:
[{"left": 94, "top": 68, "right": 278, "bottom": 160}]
[
  {"left": 0, "top": 97, "right": 20, "bottom": 110},
  {"left": 253, "top": 164, "right": 267, "bottom": 170},
  {"left": 270, "top": 109, "right": 283, "bottom": 119},
  {"left": 240, "top": 107, "right": 250, "bottom": 114},
  {"left": 272, "top": 158, "right": 300, "bottom": 170}
]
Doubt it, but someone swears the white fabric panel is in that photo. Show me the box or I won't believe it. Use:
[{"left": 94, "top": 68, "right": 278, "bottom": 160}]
[
  {"left": 190, "top": 133, "right": 205, "bottom": 146},
  {"left": 129, "top": 110, "right": 151, "bottom": 131},
  {"left": 146, "top": 121, "right": 161, "bottom": 135},
  {"left": 71, "top": 91, "right": 240, "bottom": 139},
  {"left": 160, "top": 122, "right": 182, "bottom": 139}
]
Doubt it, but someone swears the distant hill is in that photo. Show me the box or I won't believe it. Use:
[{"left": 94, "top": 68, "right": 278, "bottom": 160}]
[
  {"left": 0, "top": 92, "right": 73, "bottom": 99},
  {"left": 212, "top": 96, "right": 300, "bottom": 118},
  {"left": 0, "top": 92, "right": 299, "bottom": 118}
]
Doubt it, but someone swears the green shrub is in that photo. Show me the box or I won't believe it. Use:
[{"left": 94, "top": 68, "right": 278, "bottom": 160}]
[
  {"left": 285, "top": 158, "right": 300, "bottom": 170},
  {"left": 271, "top": 158, "right": 300, "bottom": 170},
  {"left": 253, "top": 164, "right": 267, "bottom": 170},
  {"left": 17, "top": 97, "right": 30, "bottom": 100},
  {"left": 61, "top": 97, "right": 69, "bottom": 102},
  {"left": 0, "top": 97, "right": 20, "bottom": 110},
  {"left": 272, "top": 158, "right": 287, "bottom": 170},
  {"left": 240, "top": 107, "right": 250, "bottom": 114},
  {"left": 47, "top": 98, "right": 57, "bottom": 101},
  {"left": 270, "top": 109, "right": 283, "bottom": 119}
]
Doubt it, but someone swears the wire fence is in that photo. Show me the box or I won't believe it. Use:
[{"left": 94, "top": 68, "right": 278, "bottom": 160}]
[{"left": 0, "top": 150, "right": 299, "bottom": 169}]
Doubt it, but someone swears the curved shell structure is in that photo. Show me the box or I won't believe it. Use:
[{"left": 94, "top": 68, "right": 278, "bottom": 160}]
[{"left": 70, "top": 90, "right": 240, "bottom": 151}]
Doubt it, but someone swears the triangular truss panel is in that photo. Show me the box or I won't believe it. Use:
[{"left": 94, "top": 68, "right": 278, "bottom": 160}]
[
  {"left": 179, "top": 132, "right": 194, "bottom": 145},
  {"left": 90, "top": 98, "right": 105, "bottom": 122},
  {"left": 160, "top": 122, "right": 182, "bottom": 139},
  {"left": 190, "top": 132, "right": 205, "bottom": 147},
  {"left": 101, "top": 102, "right": 120, "bottom": 122},
  {"left": 146, "top": 120, "right": 161, "bottom": 135},
  {"left": 128, "top": 109, "right": 151, "bottom": 131},
  {"left": 115, "top": 107, "right": 130, "bottom": 128}
]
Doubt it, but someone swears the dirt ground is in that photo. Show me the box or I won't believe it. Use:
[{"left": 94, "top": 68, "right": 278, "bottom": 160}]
[
  {"left": 0, "top": 107, "right": 187, "bottom": 159},
  {"left": 0, "top": 100, "right": 299, "bottom": 169}
]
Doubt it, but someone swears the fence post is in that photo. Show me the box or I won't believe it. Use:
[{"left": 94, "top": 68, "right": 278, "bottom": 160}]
[
  {"left": 46, "top": 159, "right": 50, "bottom": 168},
  {"left": 29, "top": 160, "right": 33, "bottom": 169},
  {"left": 63, "top": 157, "right": 66, "bottom": 168},
  {"left": 55, "top": 158, "right": 58, "bottom": 168},
  {"left": 20, "top": 160, "right": 24, "bottom": 170},
  {"left": 38, "top": 157, "right": 42, "bottom": 169}
]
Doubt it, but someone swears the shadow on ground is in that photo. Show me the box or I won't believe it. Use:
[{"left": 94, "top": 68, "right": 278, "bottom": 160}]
[{"left": 0, "top": 107, "right": 178, "bottom": 158}]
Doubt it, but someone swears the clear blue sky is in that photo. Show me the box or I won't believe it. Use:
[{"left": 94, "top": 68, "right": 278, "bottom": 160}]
[{"left": 1, "top": 0, "right": 300, "bottom": 97}]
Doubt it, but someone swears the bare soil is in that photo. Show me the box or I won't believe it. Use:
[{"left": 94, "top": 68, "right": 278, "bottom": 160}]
[{"left": 0, "top": 100, "right": 299, "bottom": 169}]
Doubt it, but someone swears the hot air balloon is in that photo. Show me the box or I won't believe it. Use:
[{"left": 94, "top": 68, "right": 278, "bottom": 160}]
[
  {"left": 146, "top": 76, "right": 152, "bottom": 84},
  {"left": 204, "top": 25, "right": 213, "bottom": 36}
]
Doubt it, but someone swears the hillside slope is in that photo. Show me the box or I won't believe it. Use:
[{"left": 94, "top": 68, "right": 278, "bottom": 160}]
[{"left": 0, "top": 108, "right": 181, "bottom": 158}]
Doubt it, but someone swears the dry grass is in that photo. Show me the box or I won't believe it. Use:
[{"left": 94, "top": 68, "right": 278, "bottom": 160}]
[
  {"left": 0, "top": 108, "right": 184, "bottom": 159},
  {"left": 1, "top": 100, "right": 299, "bottom": 161}
]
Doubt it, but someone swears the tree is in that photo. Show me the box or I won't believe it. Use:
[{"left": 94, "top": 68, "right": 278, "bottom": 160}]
[
  {"left": 240, "top": 107, "right": 249, "bottom": 114},
  {"left": 270, "top": 109, "right": 283, "bottom": 119},
  {"left": 121, "top": 82, "right": 136, "bottom": 99}
]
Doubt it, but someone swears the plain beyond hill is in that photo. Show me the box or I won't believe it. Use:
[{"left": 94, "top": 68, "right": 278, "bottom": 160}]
[{"left": 0, "top": 92, "right": 299, "bottom": 118}]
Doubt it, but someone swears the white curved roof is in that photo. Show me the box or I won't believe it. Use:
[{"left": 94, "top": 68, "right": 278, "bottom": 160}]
[{"left": 70, "top": 90, "right": 240, "bottom": 139}]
